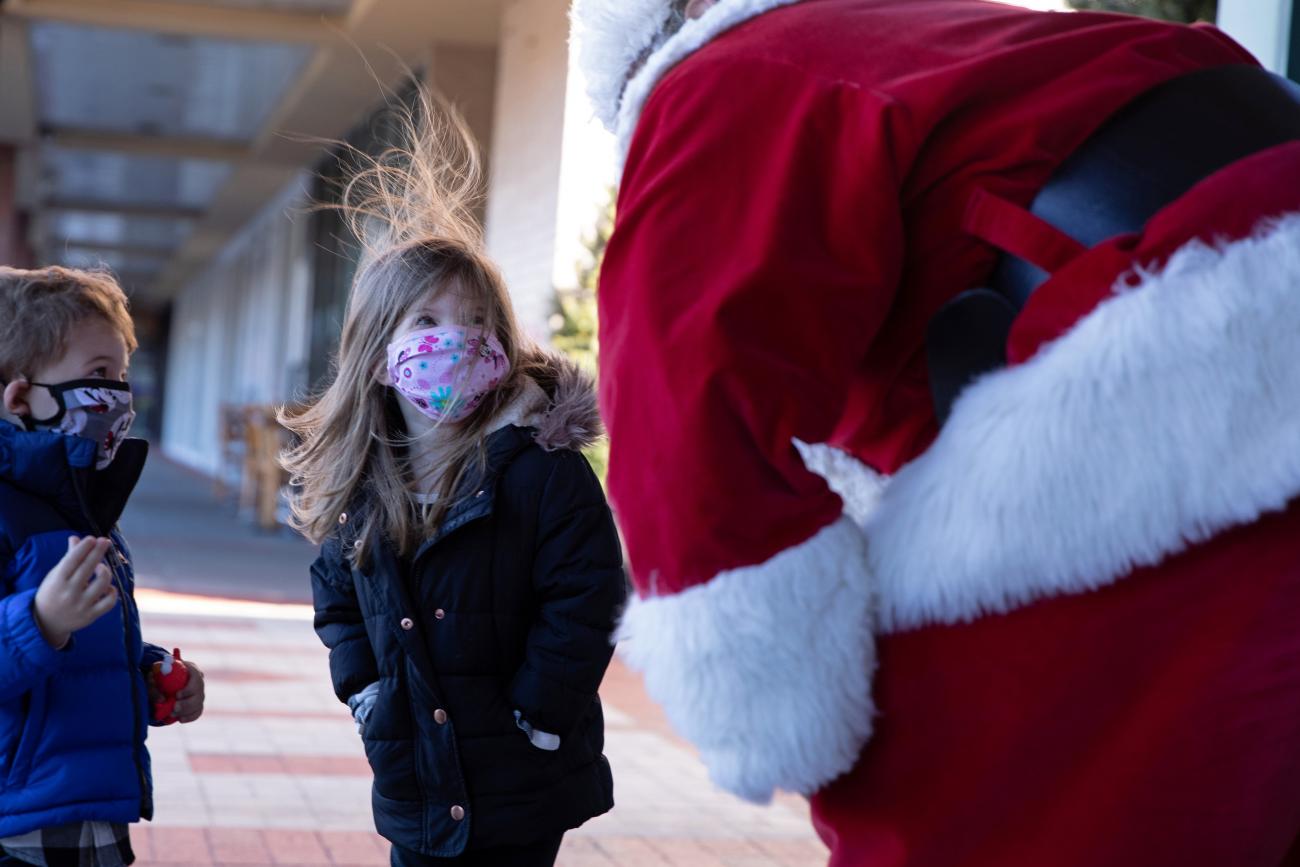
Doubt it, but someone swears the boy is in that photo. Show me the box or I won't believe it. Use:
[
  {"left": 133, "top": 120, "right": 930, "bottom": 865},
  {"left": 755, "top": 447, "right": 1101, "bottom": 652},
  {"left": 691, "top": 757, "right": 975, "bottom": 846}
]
[{"left": 0, "top": 265, "right": 205, "bottom": 866}]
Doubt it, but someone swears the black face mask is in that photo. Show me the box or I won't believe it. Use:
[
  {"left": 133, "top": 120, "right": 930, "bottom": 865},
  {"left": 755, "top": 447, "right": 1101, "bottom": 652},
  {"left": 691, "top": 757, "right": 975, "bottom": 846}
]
[{"left": 19, "top": 379, "right": 136, "bottom": 469}]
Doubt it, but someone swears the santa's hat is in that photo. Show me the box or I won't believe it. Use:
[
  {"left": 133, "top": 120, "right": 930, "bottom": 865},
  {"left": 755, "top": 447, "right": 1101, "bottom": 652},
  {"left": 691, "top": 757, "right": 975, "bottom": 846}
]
[
  {"left": 570, "top": 0, "right": 678, "bottom": 132},
  {"left": 571, "top": 0, "right": 805, "bottom": 148}
]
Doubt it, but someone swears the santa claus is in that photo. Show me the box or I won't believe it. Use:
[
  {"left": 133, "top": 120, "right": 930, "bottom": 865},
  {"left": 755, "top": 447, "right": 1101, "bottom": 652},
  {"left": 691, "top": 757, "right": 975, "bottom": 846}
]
[{"left": 572, "top": 0, "right": 1300, "bottom": 863}]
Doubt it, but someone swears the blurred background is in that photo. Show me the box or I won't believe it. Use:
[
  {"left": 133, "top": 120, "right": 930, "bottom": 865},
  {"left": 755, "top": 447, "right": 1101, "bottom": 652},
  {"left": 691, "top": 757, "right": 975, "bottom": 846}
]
[{"left": 0, "top": 1, "right": 1295, "bottom": 865}]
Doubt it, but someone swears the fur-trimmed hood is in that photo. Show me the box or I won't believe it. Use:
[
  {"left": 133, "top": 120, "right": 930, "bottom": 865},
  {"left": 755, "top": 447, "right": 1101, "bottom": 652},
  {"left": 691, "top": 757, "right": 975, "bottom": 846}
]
[
  {"left": 499, "top": 353, "right": 604, "bottom": 453},
  {"left": 571, "top": 0, "right": 805, "bottom": 156}
]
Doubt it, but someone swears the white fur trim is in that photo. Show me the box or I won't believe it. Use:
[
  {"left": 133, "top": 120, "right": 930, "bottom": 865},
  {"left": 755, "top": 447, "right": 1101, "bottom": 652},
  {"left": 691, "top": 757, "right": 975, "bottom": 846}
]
[
  {"left": 616, "top": 516, "right": 875, "bottom": 803},
  {"left": 570, "top": 0, "right": 675, "bottom": 132},
  {"left": 492, "top": 377, "right": 549, "bottom": 432},
  {"left": 869, "top": 213, "right": 1300, "bottom": 631},
  {"left": 571, "top": 0, "right": 805, "bottom": 153},
  {"left": 794, "top": 439, "right": 888, "bottom": 525}
]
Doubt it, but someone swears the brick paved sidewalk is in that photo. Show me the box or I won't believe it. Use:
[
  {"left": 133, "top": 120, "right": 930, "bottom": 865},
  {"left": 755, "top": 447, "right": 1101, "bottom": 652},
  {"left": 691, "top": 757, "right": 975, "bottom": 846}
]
[{"left": 132, "top": 589, "right": 829, "bottom": 867}]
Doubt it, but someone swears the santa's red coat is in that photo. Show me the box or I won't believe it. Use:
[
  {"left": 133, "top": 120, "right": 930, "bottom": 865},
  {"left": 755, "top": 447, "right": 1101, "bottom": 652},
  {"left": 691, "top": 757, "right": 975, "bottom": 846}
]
[{"left": 577, "top": 0, "right": 1300, "bottom": 863}]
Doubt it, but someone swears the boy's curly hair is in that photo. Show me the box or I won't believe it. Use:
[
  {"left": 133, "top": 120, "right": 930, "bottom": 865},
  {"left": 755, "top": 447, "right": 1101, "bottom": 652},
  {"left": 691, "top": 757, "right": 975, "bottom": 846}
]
[{"left": 0, "top": 266, "right": 137, "bottom": 382}]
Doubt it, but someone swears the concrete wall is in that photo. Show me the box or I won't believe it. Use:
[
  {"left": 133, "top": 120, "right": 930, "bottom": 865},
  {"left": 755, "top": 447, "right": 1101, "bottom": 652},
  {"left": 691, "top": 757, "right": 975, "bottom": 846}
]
[
  {"left": 429, "top": 42, "right": 500, "bottom": 170},
  {"left": 483, "top": 0, "right": 572, "bottom": 341},
  {"left": 1219, "top": 0, "right": 1293, "bottom": 75},
  {"left": 428, "top": 42, "right": 500, "bottom": 227}
]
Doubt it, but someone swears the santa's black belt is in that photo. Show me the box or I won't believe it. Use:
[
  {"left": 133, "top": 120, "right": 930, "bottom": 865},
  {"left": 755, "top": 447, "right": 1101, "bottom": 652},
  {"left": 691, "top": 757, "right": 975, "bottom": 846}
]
[{"left": 928, "top": 64, "right": 1300, "bottom": 426}]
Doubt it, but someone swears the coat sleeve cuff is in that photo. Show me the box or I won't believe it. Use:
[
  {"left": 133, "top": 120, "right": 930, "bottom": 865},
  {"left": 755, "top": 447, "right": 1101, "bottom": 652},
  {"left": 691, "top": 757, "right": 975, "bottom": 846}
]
[
  {"left": 616, "top": 516, "right": 876, "bottom": 803},
  {"left": 514, "top": 710, "right": 562, "bottom": 751},
  {"left": 5, "top": 590, "right": 66, "bottom": 675},
  {"left": 141, "top": 642, "right": 169, "bottom": 671}
]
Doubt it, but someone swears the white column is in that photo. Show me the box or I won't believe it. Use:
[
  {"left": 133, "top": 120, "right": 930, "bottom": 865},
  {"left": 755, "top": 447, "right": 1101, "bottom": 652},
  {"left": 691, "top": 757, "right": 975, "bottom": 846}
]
[
  {"left": 1218, "top": 0, "right": 1293, "bottom": 75},
  {"left": 483, "top": 0, "right": 571, "bottom": 342}
]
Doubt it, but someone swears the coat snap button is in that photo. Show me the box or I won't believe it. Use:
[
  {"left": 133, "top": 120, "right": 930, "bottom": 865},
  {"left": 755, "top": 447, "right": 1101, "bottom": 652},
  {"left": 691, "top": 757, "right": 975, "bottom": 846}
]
[
  {"left": 400, "top": 617, "right": 414, "bottom": 631},
  {"left": 434, "top": 708, "right": 448, "bottom": 725},
  {"left": 450, "top": 805, "right": 465, "bottom": 821},
  {"left": 434, "top": 608, "right": 445, "bottom": 620},
  {"left": 475, "top": 489, "right": 485, "bottom": 498},
  {"left": 338, "top": 512, "right": 348, "bottom": 525}
]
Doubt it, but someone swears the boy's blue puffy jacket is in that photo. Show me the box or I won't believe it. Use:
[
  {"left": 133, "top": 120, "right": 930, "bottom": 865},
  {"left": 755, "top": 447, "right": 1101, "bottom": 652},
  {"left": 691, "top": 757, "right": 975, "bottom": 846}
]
[{"left": 0, "top": 420, "right": 163, "bottom": 836}]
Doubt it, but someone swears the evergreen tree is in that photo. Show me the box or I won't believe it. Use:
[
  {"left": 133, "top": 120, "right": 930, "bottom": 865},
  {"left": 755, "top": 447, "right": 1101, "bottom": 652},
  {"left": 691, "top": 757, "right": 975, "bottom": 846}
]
[
  {"left": 551, "top": 188, "right": 616, "bottom": 483},
  {"left": 551, "top": 189, "right": 614, "bottom": 374}
]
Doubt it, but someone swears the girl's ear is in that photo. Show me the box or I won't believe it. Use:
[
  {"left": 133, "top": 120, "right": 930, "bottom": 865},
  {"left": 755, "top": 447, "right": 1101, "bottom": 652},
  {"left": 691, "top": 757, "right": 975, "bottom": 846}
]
[
  {"left": 372, "top": 358, "right": 390, "bottom": 387},
  {"left": 2, "top": 378, "right": 31, "bottom": 419}
]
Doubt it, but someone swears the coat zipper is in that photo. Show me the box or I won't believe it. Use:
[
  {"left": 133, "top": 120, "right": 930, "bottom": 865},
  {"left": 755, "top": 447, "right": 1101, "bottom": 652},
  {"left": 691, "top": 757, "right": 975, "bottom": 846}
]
[
  {"left": 70, "top": 468, "right": 150, "bottom": 817},
  {"left": 107, "top": 541, "right": 151, "bottom": 818}
]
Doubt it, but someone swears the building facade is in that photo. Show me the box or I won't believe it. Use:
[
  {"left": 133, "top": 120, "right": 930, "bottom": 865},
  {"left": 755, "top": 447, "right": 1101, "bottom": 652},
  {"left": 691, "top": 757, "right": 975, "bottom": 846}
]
[{"left": 153, "top": 0, "right": 617, "bottom": 475}]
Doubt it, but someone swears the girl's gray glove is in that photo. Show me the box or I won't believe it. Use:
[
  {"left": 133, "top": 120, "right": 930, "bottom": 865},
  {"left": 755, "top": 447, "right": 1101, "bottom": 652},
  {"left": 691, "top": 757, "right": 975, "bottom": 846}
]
[
  {"left": 347, "top": 682, "right": 381, "bottom": 735},
  {"left": 513, "top": 710, "right": 561, "bottom": 751}
]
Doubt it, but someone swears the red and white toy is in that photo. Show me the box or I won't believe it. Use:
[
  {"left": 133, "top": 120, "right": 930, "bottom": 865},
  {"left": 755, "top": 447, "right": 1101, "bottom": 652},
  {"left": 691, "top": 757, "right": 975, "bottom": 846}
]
[{"left": 151, "top": 648, "right": 189, "bottom": 725}]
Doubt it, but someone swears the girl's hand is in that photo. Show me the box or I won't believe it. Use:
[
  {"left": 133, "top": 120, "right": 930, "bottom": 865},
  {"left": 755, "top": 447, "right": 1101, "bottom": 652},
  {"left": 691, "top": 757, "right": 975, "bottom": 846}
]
[{"left": 172, "top": 661, "right": 205, "bottom": 723}]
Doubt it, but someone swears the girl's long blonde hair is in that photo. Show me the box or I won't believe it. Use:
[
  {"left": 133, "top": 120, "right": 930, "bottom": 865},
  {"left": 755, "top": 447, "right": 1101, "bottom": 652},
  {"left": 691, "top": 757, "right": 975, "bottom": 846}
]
[{"left": 279, "top": 86, "right": 549, "bottom": 565}]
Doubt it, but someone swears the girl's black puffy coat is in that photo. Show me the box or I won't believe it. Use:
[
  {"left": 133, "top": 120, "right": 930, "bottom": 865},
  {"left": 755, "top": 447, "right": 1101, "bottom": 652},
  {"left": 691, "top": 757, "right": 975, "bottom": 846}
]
[{"left": 311, "top": 406, "right": 625, "bottom": 857}]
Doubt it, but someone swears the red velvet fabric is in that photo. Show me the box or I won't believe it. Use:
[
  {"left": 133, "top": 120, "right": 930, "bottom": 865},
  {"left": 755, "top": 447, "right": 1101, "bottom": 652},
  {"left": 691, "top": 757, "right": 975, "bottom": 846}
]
[{"left": 601, "top": 0, "right": 1255, "bottom": 596}]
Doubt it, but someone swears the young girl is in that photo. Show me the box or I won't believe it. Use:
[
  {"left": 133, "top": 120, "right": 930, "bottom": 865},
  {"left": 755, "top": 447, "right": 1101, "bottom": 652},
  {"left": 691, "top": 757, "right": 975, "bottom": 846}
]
[{"left": 280, "top": 94, "right": 626, "bottom": 866}]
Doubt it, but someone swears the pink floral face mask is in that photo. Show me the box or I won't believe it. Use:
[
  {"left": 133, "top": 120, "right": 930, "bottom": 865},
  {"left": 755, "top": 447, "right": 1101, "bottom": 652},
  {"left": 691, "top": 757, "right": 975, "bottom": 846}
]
[{"left": 385, "top": 326, "right": 510, "bottom": 423}]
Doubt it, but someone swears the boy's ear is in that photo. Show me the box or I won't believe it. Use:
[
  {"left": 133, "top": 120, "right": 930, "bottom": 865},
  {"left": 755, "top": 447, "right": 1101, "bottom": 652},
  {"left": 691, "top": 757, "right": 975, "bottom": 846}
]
[{"left": 2, "top": 378, "right": 31, "bottom": 419}]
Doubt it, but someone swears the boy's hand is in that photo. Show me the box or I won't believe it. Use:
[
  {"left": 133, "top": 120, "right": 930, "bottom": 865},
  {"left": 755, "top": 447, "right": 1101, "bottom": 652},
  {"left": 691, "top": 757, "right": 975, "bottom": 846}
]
[
  {"left": 33, "top": 536, "right": 118, "bottom": 650},
  {"left": 172, "top": 661, "right": 205, "bottom": 723}
]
